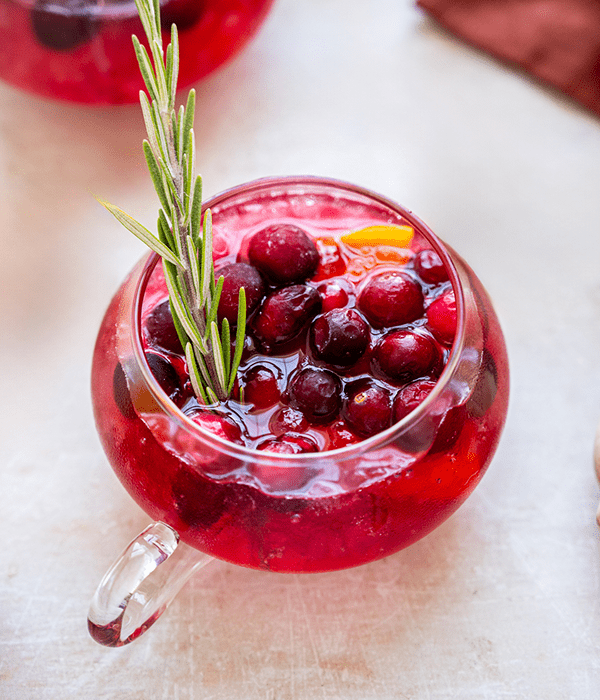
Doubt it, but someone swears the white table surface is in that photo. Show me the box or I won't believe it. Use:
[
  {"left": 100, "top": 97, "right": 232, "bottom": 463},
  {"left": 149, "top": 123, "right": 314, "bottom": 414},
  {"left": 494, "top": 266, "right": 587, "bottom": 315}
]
[{"left": 2, "top": 0, "right": 600, "bottom": 697}]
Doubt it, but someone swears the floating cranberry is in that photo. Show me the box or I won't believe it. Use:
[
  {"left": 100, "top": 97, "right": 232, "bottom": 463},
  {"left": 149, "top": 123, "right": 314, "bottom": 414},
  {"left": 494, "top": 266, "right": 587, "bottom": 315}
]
[
  {"left": 358, "top": 271, "right": 424, "bottom": 328},
  {"left": 287, "top": 367, "right": 342, "bottom": 423},
  {"left": 145, "top": 299, "right": 183, "bottom": 355},
  {"left": 240, "top": 364, "right": 280, "bottom": 409},
  {"left": 426, "top": 290, "right": 457, "bottom": 345},
  {"left": 343, "top": 380, "right": 392, "bottom": 438},
  {"left": 393, "top": 379, "right": 437, "bottom": 422},
  {"left": 252, "top": 284, "right": 321, "bottom": 351},
  {"left": 161, "top": 0, "right": 205, "bottom": 31},
  {"left": 373, "top": 330, "right": 441, "bottom": 384},
  {"left": 257, "top": 434, "right": 318, "bottom": 454},
  {"left": 187, "top": 409, "right": 244, "bottom": 445},
  {"left": 31, "top": 0, "right": 99, "bottom": 51},
  {"left": 269, "top": 407, "right": 308, "bottom": 435},
  {"left": 216, "top": 262, "right": 265, "bottom": 324},
  {"left": 248, "top": 224, "right": 320, "bottom": 284},
  {"left": 310, "top": 308, "right": 370, "bottom": 367},
  {"left": 317, "top": 279, "right": 350, "bottom": 312},
  {"left": 414, "top": 249, "right": 449, "bottom": 285},
  {"left": 146, "top": 352, "right": 184, "bottom": 404}
]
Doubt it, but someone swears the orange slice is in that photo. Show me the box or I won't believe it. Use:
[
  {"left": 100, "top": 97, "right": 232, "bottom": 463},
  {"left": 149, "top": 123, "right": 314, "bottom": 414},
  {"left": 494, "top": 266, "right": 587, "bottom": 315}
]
[{"left": 340, "top": 224, "right": 414, "bottom": 248}]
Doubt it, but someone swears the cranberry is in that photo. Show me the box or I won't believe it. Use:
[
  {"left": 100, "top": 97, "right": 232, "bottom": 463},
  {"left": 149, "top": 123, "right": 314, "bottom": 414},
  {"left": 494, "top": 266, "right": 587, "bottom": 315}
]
[
  {"left": 252, "top": 284, "right": 321, "bottom": 351},
  {"left": 414, "top": 249, "right": 449, "bottom": 285},
  {"left": 426, "top": 290, "right": 457, "bottom": 345},
  {"left": 328, "top": 419, "right": 361, "bottom": 449},
  {"left": 393, "top": 379, "right": 437, "bottom": 422},
  {"left": 317, "top": 279, "right": 350, "bottom": 312},
  {"left": 250, "top": 446, "right": 316, "bottom": 492},
  {"left": 145, "top": 300, "right": 183, "bottom": 355},
  {"left": 187, "top": 409, "right": 244, "bottom": 445},
  {"left": 269, "top": 407, "right": 308, "bottom": 435},
  {"left": 240, "top": 364, "right": 280, "bottom": 409},
  {"left": 161, "top": 0, "right": 205, "bottom": 31},
  {"left": 358, "top": 271, "right": 424, "bottom": 328},
  {"left": 373, "top": 330, "right": 441, "bottom": 384},
  {"left": 257, "top": 434, "right": 318, "bottom": 454},
  {"left": 247, "top": 224, "right": 320, "bottom": 284},
  {"left": 113, "top": 363, "right": 136, "bottom": 420},
  {"left": 146, "top": 352, "right": 184, "bottom": 404},
  {"left": 172, "top": 466, "right": 228, "bottom": 530},
  {"left": 466, "top": 349, "right": 498, "bottom": 418},
  {"left": 31, "top": 0, "right": 99, "bottom": 51},
  {"left": 393, "top": 379, "right": 465, "bottom": 453},
  {"left": 429, "top": 405, "right": 465, "bottom": 453},
  {"left": 310, "top": 308, "right": 370, "bottom": 367},
  {"left": 215, "top": 262, "right": 265, "bottom": 324},
  {"left": 343, "top": 380, "right": 392, "bottom": 438},
  {"left": 287, "top": 367, "right": 342, "bottom": 423}
]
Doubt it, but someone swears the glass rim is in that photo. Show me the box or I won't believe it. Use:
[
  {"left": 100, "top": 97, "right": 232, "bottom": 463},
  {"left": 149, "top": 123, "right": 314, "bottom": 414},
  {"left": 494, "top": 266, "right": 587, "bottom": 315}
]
[{"left": 130, "top": 175, "right": 467, "bottom": 463}]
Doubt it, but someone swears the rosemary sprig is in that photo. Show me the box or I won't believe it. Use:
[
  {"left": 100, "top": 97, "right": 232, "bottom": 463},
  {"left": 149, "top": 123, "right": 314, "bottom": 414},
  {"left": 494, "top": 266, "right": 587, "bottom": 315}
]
[{"left": 99, "top": 0, "right": 246, "bottom": 404}]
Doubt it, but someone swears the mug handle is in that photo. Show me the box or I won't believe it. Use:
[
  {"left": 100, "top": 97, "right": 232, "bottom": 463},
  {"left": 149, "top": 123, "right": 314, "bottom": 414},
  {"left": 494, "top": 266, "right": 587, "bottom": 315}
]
[{"left": 88, "top": 522, "right": 212, "bottom": 646}]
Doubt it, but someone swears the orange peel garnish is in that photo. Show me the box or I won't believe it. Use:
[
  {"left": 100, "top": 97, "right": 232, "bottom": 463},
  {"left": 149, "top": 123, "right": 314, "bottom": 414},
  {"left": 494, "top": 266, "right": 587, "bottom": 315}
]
[{"left": 340, "top": 224, "right": 414, "bottom": 248}]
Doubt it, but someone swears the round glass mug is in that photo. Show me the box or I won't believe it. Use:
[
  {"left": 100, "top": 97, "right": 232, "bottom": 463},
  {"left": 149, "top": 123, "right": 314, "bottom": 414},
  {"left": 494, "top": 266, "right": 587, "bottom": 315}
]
[
  {"left": 0, "top": 0, "right": 274, "bottom": 104},
  {"left": 88, "top": 176, "right": 509, "bottom": 646}
]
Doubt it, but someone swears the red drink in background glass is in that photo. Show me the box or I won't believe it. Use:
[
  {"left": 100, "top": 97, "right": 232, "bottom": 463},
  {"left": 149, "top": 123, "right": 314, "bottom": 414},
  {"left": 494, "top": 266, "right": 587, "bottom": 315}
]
[
  {"left": 0, "top": 0, "right": 274, "bottom": 104},
  {"left": 91, "top": 177, "right": 509, "bottom": 576}
]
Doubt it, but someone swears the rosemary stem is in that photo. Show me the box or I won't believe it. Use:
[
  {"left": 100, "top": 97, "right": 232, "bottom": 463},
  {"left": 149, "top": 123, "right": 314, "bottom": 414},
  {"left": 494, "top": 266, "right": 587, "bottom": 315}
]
[{"left": 101, "top": 0, "right": 247, "bottom": 405}]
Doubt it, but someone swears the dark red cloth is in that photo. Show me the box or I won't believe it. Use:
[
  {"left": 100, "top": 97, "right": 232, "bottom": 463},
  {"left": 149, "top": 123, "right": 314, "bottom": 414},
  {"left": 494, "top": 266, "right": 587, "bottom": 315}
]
[{"left": 416, "top": 0, "right": 600, "bottom": 116}]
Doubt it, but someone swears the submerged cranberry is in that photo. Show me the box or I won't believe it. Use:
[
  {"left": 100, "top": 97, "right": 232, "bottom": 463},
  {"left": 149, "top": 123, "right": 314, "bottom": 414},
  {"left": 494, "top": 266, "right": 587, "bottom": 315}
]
[
  {"left": 145, "top": 300, "right": 183, "bottom": 355},
  {"left": 248, "top": 224, "right": 320, "bottom": 284},
  {"left": 113, "top": 363, "right": 136, "bottom": 420},
  {"left": 249, "top": 448, "right": 316, "bottom": 492},
  {"left": 414, "top": 249, "right": 449, "bottom": 285},
  {"left": 172, "top": 466, "right": 228, "bottom": 530},
  {"left": 240, "top": 364, "right": 280, "bottom": 409},
  {"left": 146, "top": 352, "right": 184, "bottom": 404},
  {"left": 426, "top": 290, "right": 457, "bottom": 346},
  {"left": 161, "top": 0, "right": 205, "bottom": 31},
  {"left": 287, "top": 367, "right": 342, "bottom": 423},
  {"left": 393, "top": 379, "right": 437, "bottom": 422},
  {"left": 187, "top": 409, "right": 244, "bottom": 445},
  {"left": 252, "top": 284, "right": 321, "bottom": 351},
  {"left": 429, "top": 405, "right": 466, "bottom": 453},
  {"left": 358, "top": 271, "right": 424, "bottom": 328},
  {"left": 216, "top": 262, "right": 265, "bottom": 324},
  {"left": 31, "top": 0, "right": 99, "bottom": 51},
  {"left": 394, "top": 379, "right": 465, "bottom": 453},
  {"left": 327, "top": 419, "right": 360, "bottom": 449},
  {"left": 343, "top": 380, "right": 392, "bottom": 437},
  {"left": 257, "top": 434, "right": 318, "bottom": 454},
  {"left": 310, "top": 308, "right": 370, "bottom": 367}
]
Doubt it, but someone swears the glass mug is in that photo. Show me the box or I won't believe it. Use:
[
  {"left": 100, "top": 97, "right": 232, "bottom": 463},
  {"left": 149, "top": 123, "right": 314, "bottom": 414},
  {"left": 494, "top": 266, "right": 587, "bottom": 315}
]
[
  {"left": 0, "top": 0, "right": 275, "bottom": 104},
  {"left": 88, "top": 176, "right": 509, "bottom": 646}
]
